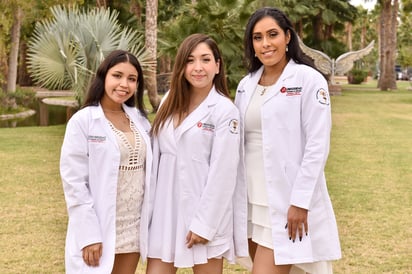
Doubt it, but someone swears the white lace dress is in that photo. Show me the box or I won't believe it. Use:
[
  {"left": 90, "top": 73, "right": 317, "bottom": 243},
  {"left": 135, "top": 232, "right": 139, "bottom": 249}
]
[{"left": 109, "top": 118, "right": 146, "bottom": 254}]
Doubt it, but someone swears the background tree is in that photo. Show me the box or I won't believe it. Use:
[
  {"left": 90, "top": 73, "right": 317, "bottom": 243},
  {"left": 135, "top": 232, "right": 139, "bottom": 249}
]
[
  {"left": 145, "top": 0, "right": 161, "bottom": 111},
  {"left": 0, "top": 1, "right": 12, "bottom": 91},
  {"left": 26, "top": 5, "right": 154, "bottom": 104},
  {"left": 266, "top": 0, "right": 358, "bottom": 59},
  {"left": 158, "top": 0, "right": 254, "bottom": 93},
  {"left": 0, "top": 0, "right": 84, "bottom": 94},
  {"left": 397, "top": 0, "right": 412, "bottom": 74},
  {"left": 6, "top": 4, "right": 23, "bottom": 93},
  {"left": 2, "top": 0, "right": 411, "bottom": 114},
  {"left": 347, "top": 5, "right": 379, "bottom": 77},
  {"left": 378, "top": 0, "right": 399, "bottom": 90}
]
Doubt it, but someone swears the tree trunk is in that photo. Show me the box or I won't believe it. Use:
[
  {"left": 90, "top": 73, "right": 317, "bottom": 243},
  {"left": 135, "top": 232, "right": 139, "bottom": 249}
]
[
  {"left": 296, "top": 19, "right": 303, "bottom": 38},
  {"left": 346, "top": 22, "right": 353, "bottom": 51},
  {"left": 96, "top": 0, "right": 108, "bottom": 8},
  {"left": 18, "top": 41, "right": 32, "bottom": 86},
  {"left": 0, "top": 43, "right": 8, "bottom": 91},
  {"left": 130, "top": 0, "right": 142, "bottom": 25},
  {"left": 7, "top": 6, "right": 23, "bottom": 93},
  {"left": 145, "top": 0, "right": 161, "bottom": 112},
  {"left": 390, "top": 0, "right": 399, "bottom": 87},
  {"left": 361, "top": 22, "right": 366, "bottom": 48},
  {"left": 312, "top": 13, "right": 324, "bottom": 43},
  {"left": 378, "top": 0, "right": 397, "bottom": 90}
]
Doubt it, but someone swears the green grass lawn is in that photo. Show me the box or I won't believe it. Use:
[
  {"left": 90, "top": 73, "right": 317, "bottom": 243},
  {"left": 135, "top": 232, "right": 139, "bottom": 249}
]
[{"left": 0, "top": 80, "right": 411, "bottom": 273}]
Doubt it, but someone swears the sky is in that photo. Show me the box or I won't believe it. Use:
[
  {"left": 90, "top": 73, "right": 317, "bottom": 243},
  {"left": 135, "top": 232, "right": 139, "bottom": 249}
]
[{"left": 349, "top": 0, "right": 377, "bottom": 10}]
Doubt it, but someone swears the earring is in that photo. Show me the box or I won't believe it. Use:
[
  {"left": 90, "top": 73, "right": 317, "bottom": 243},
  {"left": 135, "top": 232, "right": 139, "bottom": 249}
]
[
  {"left": 286, "top": 45, "right": 289, "bottom": 52},
  {"left": 254, "top": 53, "right": 257, "bottom": 57}
]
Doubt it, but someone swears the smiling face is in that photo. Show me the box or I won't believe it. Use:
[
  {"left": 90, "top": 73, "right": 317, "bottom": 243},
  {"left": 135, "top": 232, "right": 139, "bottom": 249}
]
[
  {"left": 252, "top": 16, "right": 290, "bottom": 69},
  {"left": 184, "top": 42, "right": 220, "bottom": 93},
  {"left": 102, "top": 62, "right": 138, "bottom": 108}
]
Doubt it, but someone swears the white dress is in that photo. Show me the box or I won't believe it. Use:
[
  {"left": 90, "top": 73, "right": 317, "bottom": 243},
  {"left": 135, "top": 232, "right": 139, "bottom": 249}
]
[
  {"left": 147, "top": 117, "right": 234, "bottom": 267},
  {"left": 109, "top": 118, "right": 146, "bottom": 254},
  {"left": 245, "top": 85, "right": 333, "bottom": 274}
]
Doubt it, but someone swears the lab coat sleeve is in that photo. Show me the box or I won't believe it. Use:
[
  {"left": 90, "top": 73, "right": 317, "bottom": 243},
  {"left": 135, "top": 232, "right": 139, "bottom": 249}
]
[
  {"left": 60, "top": 115, "right": 102, "bottom": 250},
  {"left": 189, "top": 103, "right": 241, "bottom": 240},
  {"left": 290, "top": 70, "right": 332, "bottom": 209}
]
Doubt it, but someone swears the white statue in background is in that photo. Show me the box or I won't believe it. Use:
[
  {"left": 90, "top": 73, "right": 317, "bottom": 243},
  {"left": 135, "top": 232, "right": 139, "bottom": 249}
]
[{"left": 298, "top": 38, "right": 375, "bottom": 84}]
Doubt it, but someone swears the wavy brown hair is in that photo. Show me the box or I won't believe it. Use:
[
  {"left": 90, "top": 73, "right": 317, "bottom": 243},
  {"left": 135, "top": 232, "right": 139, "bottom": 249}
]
[{"left": 151, "top": 33, "right": 229, "bottom": 136}]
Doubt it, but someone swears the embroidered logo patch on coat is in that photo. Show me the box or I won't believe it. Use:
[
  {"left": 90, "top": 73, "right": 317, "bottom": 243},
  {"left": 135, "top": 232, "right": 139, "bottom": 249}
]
[
  {"left": 198, "top": 122, "right": 215, "bottom": 132},
  {"left": 316, "top": 88, "right": 330, "bottom": 105},
  {"left": 228, "top": 119, "right": 239, "bottom": 134}
]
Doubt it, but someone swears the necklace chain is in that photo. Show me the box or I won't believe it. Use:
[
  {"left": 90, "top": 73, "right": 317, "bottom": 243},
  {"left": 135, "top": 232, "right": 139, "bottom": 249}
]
[
  {"left": 259, "top": 72, "right": 281, "bottom": 96},
  {"left": 103, "top": 108, "right": 124, "bottom": 113}
]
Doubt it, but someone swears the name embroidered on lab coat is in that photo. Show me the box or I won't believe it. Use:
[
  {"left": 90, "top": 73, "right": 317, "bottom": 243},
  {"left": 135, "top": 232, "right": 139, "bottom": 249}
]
[
  {"left": 197, "top": 122, "right": 215, "bottom": 132},
  {"left": 87, "top": 135, "right": 106, "bottom": 143},
  {"left": 281, "top": 86, "right": 302, "bottom": 96}
]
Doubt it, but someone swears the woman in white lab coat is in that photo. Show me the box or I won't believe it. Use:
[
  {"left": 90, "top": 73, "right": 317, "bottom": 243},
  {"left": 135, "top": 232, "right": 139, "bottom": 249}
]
[
  {"left": 235, "top": 7, "right": 341, "bottom": 274},
  {"left": 146, "top": 33, "right": 248, "bottom": 274},
  {"left": 60, "top": 50, "right": 152, "bottom": 274}
]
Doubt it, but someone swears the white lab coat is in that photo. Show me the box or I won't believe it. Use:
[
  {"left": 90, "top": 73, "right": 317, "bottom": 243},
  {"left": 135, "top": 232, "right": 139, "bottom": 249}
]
[
  {"left": 235, "top": 60, "right": 341, "bottom": 264},
  {"left": 60, "top": 104, "right": 152, "bottom": 273},
  {"left": 148, "top": 87, "right": 249, "bottom": 267}
]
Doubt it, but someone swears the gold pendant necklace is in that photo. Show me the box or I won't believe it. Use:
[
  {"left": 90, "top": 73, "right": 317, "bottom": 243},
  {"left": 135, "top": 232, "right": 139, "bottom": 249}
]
[{"left": 260, "top": 86, "right": 267, "bottom": 96}]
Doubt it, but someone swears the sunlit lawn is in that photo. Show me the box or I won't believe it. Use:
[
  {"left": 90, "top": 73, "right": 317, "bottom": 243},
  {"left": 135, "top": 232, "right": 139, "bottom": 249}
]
[{"left": 0, "top": 80, "right": 411, "bottom": 273}]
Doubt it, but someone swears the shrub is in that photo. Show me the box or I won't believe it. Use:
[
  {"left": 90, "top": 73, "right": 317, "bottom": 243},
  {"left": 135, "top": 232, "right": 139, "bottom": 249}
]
[
  {"left": 348, "top": 69, "right": 368, "bottom": 84},
  {"left": 0, "top": 87, "right": 36, "bottom": 114}
]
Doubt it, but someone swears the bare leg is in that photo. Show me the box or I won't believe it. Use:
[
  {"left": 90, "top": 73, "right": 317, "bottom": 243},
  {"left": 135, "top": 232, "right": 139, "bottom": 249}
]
[
  {"left": 193, "top": 258, "right": 223, "bottom": 274},
  {"left": 146, "top": 258, "right": 177, "bottom": 274},
  {"left": 248, "top": 238, "right": 257, "bottom": 262},
  {"left": 111, "top": 253, "right": 139, "bottom": 274},
  {"left": 252, "top": 245, "right": 292, "bottom": 274}
]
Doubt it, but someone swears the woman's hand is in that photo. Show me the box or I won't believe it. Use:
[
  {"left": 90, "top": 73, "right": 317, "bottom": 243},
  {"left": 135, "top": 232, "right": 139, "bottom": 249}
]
[
  {"left": 286, "top": 205, "right": 308, "bottom": 242},
  {"left": 82, "top": 242, "right": 103, "bottom": 267},
  {"left": 186, "top": 231, "right": 208, "bottom": 248}
]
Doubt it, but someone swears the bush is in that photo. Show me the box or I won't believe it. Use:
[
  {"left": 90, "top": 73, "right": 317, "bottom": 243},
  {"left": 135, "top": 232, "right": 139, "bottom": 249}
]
[
  {"left": 0, "top": 87, "right": 36, "bottom": 114},
  {"left": 348, "top": 69, "right": 369, "bottom": 84},
  {"left": 10, "top": 87, "right": 36, "bottom": 107}
]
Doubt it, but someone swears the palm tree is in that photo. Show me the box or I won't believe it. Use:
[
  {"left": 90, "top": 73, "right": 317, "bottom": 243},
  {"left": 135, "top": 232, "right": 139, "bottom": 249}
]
[
  {"left": 27, "top": 5, "right": 154, "bottom": 105},
  {"left": 145, "top": 0, "right": 161, "bottom": 111},
  {"left": 158, "top": 0, "right": 254, "bottom": 92},
  {"left": 397, "top": 2, "right": 412, "bottom": 72},
  {"left": 378, "top": 0, "right": 398, "bottom": 90},
  {"left": 6, "top": 4, "right": 23, "bottom": 94}
]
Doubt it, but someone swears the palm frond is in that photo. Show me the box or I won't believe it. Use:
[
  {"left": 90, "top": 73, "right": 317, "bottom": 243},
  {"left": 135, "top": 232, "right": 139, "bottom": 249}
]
[{"left": 27, "top": 4, "right": 150, "bottom": 104}]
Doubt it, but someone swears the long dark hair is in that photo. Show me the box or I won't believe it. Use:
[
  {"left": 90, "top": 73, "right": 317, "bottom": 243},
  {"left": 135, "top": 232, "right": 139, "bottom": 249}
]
[
  {"left": 151, "top": 33, "right": 229, "bottom": 136},
  {"left": 83, "top": 49, "right": 146, "bottom": 117},
  {"left": 244, "top": 7, "right": 316, "bottom": 74}
]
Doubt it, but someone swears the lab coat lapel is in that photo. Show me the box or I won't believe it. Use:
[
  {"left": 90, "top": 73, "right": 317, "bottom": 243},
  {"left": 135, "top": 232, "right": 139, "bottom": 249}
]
[
  {"left": 93, "top": 104, "right": 119, "bottom": 149},
  {"left": 238, "top": 67, "right": 263, "bottom": 115},
  {"left": 174, "top": 87, "right": 219, "bottom": 142},
  {"left": 123, "top": 105, "right": 151, "bottom": 147},
  {"left": 263, "top": 60, "right": 295, "bottom": 104}
]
